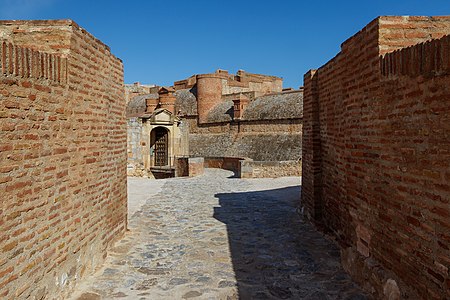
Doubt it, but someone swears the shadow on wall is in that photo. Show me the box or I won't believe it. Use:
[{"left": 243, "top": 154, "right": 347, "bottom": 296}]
[{"left": 213, "top": 186, "right": 368, "bottom": 299}]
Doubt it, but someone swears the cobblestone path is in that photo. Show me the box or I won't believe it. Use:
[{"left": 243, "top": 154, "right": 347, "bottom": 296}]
[{"left": 71, "top": 169, "right": 367, "bottom": 300}]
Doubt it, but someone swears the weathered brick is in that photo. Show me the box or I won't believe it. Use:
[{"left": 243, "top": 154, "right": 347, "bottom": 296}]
[
  {"left": 21, "top": 81, "right": 32, "bottom": 88},
  {"left": 0, "top": 266, "right": 14, "bottom": 278},
  {"left": 2, "top": 240, "right": 18, "bottom": 252},
  {"left": 34, "top": 84, "right": 51, "bottom": 93},
  {"left": 3, "top": 122, "right": 18, "bottom": 133},
  {"left": 0, "top": 164, "right": 17, "bottom": 173}
]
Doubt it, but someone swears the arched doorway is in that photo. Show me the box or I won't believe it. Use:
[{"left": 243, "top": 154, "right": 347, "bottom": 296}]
[{"left": 151, "top": 127, "right": 169, "bottom": 166}]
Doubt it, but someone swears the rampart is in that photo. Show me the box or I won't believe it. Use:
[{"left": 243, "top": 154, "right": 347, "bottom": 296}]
[
  {"left": 302, "top": 16, "right": 450, "bottom": 299},
  {"left": 0, "top": 20, "right": 126, "bottom": 299}
]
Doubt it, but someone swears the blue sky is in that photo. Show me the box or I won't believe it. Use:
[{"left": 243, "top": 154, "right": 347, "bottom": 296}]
[{"left": 0, "top": 0, "right": 449, "bottom": 88}]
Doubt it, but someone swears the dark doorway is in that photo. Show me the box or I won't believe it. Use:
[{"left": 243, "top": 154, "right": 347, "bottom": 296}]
[{"left": 153, "top": 127, "right": 168, "bottom": 166}]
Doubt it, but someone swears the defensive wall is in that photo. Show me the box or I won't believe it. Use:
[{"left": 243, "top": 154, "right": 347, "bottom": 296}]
[
  {"left": 302, "top": 16, "right": 450, "bottom": 299},
  {"left": 0, "top": 20, "right": 126, "bottom": 299}
]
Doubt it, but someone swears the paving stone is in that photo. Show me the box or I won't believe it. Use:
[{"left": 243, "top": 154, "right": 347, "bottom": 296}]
[
  {"left": 70, "top": 169, "right": 368, "bottom": 300},
  {"left": 195, "top": 276, "right": 211, "bottom": 283},
  {"left": 111, "top": 292, "right": 127, "bottom": 298},
  {"left": 267, "top": 284, "right": 293, "bottom": 299},
  {"left": 169, "top": 278, "right": 190, "bottom": 286},
  {"left": 182, "top": 290, "right": 203, "bottom": 298},
  {"left": 134, "top": 279, "right": 157, "bottom": 290},
  {"left": 218, "top": 280, "right": 236, "bottom": 288},
  {"left": 75, "top": 293, "right": 101, "bottom": 300}
]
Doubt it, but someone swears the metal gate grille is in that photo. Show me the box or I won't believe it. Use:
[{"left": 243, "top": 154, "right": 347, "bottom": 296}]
[{"left": 154, "top": 128, "right": 168, "bottom": 166}]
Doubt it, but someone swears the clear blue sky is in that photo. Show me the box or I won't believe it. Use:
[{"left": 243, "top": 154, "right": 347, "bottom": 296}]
[{"left": 0, "top": 0, "right": 449, "bottom": 88}]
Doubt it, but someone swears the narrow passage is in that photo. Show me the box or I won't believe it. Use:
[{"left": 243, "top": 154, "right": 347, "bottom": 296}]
[{"left": 71, "top": 169, "right": 367, "bottom": 300}]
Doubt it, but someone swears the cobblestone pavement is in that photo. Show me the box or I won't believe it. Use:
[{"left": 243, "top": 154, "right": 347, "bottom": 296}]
[{"left": 70, "top": 169, "right": 368, "bottom": 300}]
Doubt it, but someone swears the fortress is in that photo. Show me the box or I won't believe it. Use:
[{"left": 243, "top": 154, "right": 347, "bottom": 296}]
[
  {"left": 0, "top": 16, "right": 449, "bottom": 300},
  {"left": 126, "top": 69, "right": 303, "bottom": 178}
]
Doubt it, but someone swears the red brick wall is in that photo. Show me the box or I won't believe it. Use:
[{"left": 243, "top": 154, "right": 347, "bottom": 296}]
[
  {"left": 0, "top": 20, "right": 126, "bottom": 299},
  {"left": 302, "top": 16, "right": 450, "bottom": 299}
]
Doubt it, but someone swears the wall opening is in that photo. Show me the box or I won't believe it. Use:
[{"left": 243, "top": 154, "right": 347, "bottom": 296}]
[{"left": 151, "top": 127, "right": 169, "bottom": 166}]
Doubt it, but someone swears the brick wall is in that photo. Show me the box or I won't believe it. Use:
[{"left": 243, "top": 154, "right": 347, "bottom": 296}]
[
  {"left": 302, "top": 16, "right": 450, "bottom": 299},
  {"left": 0, "top": 20, "right": 126, "bottom": 299}
]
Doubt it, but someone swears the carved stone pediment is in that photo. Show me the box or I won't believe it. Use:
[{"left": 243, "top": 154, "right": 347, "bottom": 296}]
[{"left": 149, "top": 108, "right": 180, "bottom": 125}]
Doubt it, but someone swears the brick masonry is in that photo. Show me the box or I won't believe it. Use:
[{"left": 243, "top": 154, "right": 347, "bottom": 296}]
[
  {"left": 0, "top": 20, "right": 126, "bottom": 299},
  {"left": 302, "top": 16, "right": 450, "bottom": 299}
]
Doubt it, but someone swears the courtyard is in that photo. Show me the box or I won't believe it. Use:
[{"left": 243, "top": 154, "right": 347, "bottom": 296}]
[{"left": 70, "top": 169, "right": 367, "bottom": 300}]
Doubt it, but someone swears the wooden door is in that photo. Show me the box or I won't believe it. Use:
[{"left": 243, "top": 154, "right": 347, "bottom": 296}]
[{"left": 154, "top": 128, "right": 168, "bottom": 166}]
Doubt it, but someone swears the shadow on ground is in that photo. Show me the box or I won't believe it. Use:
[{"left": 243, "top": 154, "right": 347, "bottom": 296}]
[{"left": 214, "top": 185, "right": 368, "bottom": 300}]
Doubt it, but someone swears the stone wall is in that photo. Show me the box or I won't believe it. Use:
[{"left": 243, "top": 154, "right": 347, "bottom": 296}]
[
  {"left": 0, "top": 20, "right": 126, "bottom": 299},
  {"left": 302, "top": 16, "right": 450, "bottom": 299},
  {"left": 188, "top": 118, "right": 302, "bottom": 162},
  {"left": 127, "top": 117, "right": 154, "bottom": 177},
  {"left": 241, "top": 160, "right": 301, "bottom": 178},
  {"left": 187, "top": 157, "right": 204, "bottom": 177}
]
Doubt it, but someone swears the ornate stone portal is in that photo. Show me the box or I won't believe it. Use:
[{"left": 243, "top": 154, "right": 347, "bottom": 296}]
[{"left": 127, "top": 87, "right": 188, "bottom": 178}]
